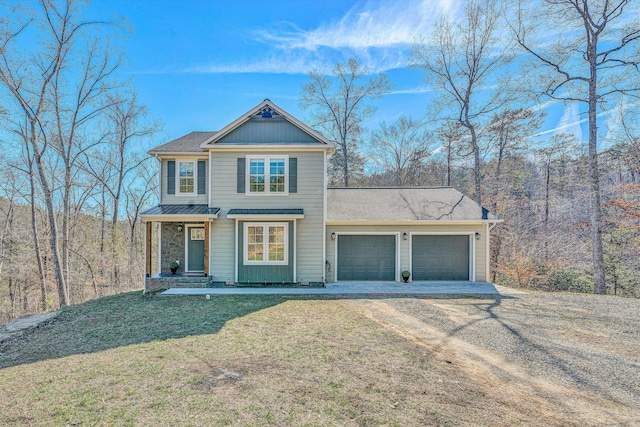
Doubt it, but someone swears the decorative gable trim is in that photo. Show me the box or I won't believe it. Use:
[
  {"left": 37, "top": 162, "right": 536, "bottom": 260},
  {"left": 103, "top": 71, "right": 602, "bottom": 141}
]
[{"left": 199, "top": 99, "right": 335, "bottom": 149}]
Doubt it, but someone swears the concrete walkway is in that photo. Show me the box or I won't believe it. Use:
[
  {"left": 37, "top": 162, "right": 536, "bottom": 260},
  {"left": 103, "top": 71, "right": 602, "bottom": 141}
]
[
  {"left": 162, "top": 281, "right": 522, "bottom": 297},
  {"left": 0, "top": 311, "right": 59, "bottom": 342}
]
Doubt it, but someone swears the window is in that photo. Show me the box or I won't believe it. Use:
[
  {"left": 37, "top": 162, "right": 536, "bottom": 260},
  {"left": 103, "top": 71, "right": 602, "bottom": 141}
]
[
  {"left": 190, "top": 228, "right": 205, "bottom": 240},
  {"left": 244, "top": 223, "right": 288, "bottom": 265},
  {"left": 246, "top": 156, "right": 288, "bottom": 195},
  {"left": 178, "top": 161, "right": 195, "bottom": 194}
]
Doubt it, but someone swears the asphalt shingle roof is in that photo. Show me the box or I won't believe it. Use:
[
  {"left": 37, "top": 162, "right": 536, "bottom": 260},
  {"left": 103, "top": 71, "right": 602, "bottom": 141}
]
[
  {"left": 326, "top": 187, "right": 499, "bottom": 222},
  {"left": 148, "top": 131, "right": 216, "bottom": 154}
]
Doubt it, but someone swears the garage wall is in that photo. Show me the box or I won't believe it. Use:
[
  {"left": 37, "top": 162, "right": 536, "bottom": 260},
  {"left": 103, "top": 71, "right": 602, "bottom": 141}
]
[{"left": 326, "top": 224, "right": 488, "bottom": 282}]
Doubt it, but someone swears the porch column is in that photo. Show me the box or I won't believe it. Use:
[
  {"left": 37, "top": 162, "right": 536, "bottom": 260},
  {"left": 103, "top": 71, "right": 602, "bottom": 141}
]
[
  {"left": 204, "top": 221, "right": 210, "bottom": 277},
  {"left": 145, "top": 221, "right": 152, "bottom": 277}
]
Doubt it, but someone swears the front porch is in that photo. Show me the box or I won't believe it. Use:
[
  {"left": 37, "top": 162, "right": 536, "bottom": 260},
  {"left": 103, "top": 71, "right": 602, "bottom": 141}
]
[{"left": 142, "top": 204, "right": 220, "bottom": 281}]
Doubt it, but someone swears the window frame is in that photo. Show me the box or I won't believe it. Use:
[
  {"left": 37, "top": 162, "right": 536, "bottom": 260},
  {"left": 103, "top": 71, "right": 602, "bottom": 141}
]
[
  {"left": 245, "top": 155, "right": 289, "bottom": 196},
  {"left": 243, "top": 222, "right": 289, "bottom": 265},
  {"left": 176, "top": 160, "right": 197, "bottom": 196}
]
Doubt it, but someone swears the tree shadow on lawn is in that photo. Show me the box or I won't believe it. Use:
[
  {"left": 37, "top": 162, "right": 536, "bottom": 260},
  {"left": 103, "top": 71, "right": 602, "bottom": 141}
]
[
  {"left": 0, "top": 290, "right": 513, "bottom": 370},
  {"left": 0, "top": 291, "right": 310, "bottom": 369}
]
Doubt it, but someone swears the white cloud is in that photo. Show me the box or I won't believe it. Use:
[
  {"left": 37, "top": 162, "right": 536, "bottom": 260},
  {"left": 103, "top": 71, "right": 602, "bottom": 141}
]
[
  {"left": 255, "top": 0, "right": 461, "bottom": 51},
  {"left": 534, "top": 103, "right": 585, "bottom": 140},
  {"left": 182, "top": 55, "right": 331, "bottom": 75},
  {"left": 389, "top": 85, "right": 433, "bottom": 95}
]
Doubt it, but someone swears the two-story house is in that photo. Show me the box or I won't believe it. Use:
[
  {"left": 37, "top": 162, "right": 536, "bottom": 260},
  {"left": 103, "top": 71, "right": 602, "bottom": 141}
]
[{"left": 141, "top": 99, "right": 500, "bottom": 292}]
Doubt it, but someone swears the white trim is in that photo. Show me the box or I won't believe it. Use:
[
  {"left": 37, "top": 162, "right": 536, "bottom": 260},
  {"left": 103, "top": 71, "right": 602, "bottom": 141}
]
[
  {"left": 156, "top": 156, "right": 162, "bottom": 204},
  {"left": 408, "top": 232, "right": 475, "bottom": 282},
  {"left": 185, "top": 224, "right": 205, "bottom": 273},
  {"left": 234, "top": 220, "right": 238, "bottom": 282},
  {"left": 143, "top": 221, "right": 148, "bottom": 291},
  {"left": 485, "top": 222, "right": 490, "bottom": 282},
  {"left": 157, "top": 222, "right": 162, "bottom": 275},
  {"left": 243, "top": 222, "right": 289, "bottom": 265},
  {"left": 227, "top": 213, "right": 304, "bottom": 219},
  {"left": 245, "top": 155, "right": 289, "bottom": 196},
  {"left": 204, "top": 144, "right": 332, "bottom": 152},
  {"left": 140, "top": 214, "right": 219, "bottom": 221},
  {"left": 333, "top": 232, "right": 401, "bottom": 282},
  {"left": 322, "top": 152, "right": 327, "bottom": 282},
  {"left": 293, "top": 219, "right": 297, "bottom": 282},
  {"left": 199, "top": 99, "right": 335, "bottom": 148},
  {"left": 176, "top": 160, "right": 197, "bottom": 196},
  {"left": 208, "top": 150, "right": 212, "bottom": 208},
  {"left": 327, "top": 220, "right": 503, "bottom": 226},
  {"left": 149, "top": 152, "right": 208, "bottom": 157}
]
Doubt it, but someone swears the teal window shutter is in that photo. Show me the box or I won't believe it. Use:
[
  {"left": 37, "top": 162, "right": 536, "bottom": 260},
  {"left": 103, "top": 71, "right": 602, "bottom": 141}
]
[
  {"left": 237, "top": 158, "right": 246, "bottom": 193},
  {"left": 167, "top": 160, "right": 175, "bottom": 195},
  {"left": 289, "top": 157, "right": 297, "bottom": 193},
  {"left": 197, "top": 160, "right": 206, "bottom": 194}
]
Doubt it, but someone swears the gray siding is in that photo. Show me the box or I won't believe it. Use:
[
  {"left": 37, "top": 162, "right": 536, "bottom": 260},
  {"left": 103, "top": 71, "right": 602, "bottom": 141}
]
[
  {"left": 217, "top": 119, "right": 321, "bottom": 144},
  {"left": 161, "top": 158, "right": 208, "bottom": 205},
  {"left": 210, "top": 150, "right": 325, "bottom": 283},
  {"left": 209, "top": 218, "right": 235, "bottom": 282},
  {"left": 326, "top": 224, "right": 488, "bottom": 282}
]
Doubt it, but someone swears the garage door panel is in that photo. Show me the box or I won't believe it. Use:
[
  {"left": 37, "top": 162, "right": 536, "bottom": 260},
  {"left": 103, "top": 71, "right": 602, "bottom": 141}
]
[
  {"left": 338, "top": 235, "right": 396, "bottom": 281},
  {"left": 412, "top": 235, "right": 469, "bottom": 280}
]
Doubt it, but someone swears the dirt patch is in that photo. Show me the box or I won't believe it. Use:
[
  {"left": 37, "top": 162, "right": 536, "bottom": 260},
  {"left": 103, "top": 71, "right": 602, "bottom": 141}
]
[{"left": 345, "top": 297, "right": 640, "bottom": 426}]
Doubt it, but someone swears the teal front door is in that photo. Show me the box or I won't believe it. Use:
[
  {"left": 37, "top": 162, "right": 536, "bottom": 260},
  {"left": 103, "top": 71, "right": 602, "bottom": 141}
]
[{"left": 187, "top": 226, "right": 205, "bottom": 272}]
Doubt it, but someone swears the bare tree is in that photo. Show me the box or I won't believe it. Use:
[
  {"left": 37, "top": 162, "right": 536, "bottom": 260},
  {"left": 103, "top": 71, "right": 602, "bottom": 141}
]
[
  {"left": 84, "top": 91, "right": 157, "bottom": 288},
  {"left": 510, "top": 0, "right": 640, "bottom": 294},
  {"left": 484, "top": 108, "right": 545, "bottom": 208},
  {"left": 435, "top": 121, "right": 467, "bottom": 187},
  {"left": 368, "top": 115, "right": 434, "bottom": 186},
  {"left": 0, "top": 0, "right": 121, "bottom": 306},
  {"left": 300, "top": 58, "right": 392, "bottom": 187},
  {"left": 412, "top": 0, "right": 513, "bottom": 205},
  {"left": 50, "top": 36, "right": 122, "bottom": 291}
]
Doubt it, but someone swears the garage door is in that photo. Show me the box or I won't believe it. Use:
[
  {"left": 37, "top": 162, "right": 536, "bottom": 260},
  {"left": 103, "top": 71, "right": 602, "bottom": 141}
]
[
  {"left": 412, "top": 235, "right": 470, "bottom": 280},
  {"left": 337, "top": 235, "right": 396, "bottom": 281}
]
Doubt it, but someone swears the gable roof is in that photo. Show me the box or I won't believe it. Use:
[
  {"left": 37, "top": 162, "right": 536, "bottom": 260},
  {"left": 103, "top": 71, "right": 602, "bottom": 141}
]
[
  {"left": 327, "top": 188, "right": 501, "bottom": 223},
  {"left": 148, "top": 131, "right": 216, "bottom": 155},
  {"left": 200, "top": 99, "right": 334, "bottom": 149}
]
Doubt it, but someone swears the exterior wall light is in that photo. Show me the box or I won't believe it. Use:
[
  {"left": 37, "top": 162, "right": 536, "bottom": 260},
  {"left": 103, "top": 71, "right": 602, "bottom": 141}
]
[
  {"left": 475, "top": 232, "right": 480, "bottom": 240},
  {"left": 177, "top": 223, "right": 183, "bottom": 233},
  {"left": 403, "top": 232, "right": 408, "bottom": 240},
  {"left": 331, "top": 232, "right": 336, "bottom": 240}
]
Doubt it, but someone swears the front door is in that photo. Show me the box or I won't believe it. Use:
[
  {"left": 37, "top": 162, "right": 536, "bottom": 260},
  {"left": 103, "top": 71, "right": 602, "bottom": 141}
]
[{"left": 187, "top": 226, "right": 205, "bottom": 272}]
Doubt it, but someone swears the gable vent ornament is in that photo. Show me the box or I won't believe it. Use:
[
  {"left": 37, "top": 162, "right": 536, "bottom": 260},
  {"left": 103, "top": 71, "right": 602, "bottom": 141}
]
[{"left": 257, "top": 104, "right": 279, "bottom": 119}]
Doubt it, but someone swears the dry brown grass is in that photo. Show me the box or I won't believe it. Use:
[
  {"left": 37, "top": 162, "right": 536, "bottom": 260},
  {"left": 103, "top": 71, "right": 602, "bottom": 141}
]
[{"left": 0, "top": 291, "right": 637, "bottom": 426}]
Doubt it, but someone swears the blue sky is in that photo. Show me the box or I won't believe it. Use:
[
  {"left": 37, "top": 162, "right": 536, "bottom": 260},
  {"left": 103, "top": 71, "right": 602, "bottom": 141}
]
[{"left": 87, "top": 0, "right": 604, "bottom": 147}]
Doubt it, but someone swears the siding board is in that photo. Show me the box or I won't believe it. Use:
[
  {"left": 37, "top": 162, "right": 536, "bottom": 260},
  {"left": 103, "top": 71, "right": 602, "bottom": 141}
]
[{"left": 210, "top": 150, "right": 325, "bottom": 283}]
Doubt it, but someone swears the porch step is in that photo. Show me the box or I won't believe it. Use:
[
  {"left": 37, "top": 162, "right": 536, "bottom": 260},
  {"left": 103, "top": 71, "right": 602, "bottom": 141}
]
[{"left": 171, "top": 278, "right": 209, "bottom": 288}]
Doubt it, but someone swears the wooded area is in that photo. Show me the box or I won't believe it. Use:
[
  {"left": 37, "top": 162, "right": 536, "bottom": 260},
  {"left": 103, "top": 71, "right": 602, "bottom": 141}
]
[
  {"left": 0, "top": 0, "right": 158, "bottom": 321},
  {"left": 0, "top": 0, "right": 638, "bottom": 322}
]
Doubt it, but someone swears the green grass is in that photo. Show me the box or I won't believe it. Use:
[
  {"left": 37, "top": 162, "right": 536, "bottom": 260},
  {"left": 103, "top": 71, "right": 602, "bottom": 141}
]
[{"left": 0, "top": 291, "right": 532, "bottom": 426}]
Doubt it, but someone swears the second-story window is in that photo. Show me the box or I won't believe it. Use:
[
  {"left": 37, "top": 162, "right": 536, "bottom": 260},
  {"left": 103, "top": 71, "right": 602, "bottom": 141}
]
[
  {"left": 247, "top": 155, "right": 288, "bottom": 195},
  {"left": 178, "top": 161, "right": 195, "bottom": 194}
]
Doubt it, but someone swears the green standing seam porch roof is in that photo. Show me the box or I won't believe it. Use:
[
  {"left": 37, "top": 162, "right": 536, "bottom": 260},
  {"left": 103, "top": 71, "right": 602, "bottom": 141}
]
[{"left": 141, "top": 204, "right": 221, "bottom": 216}]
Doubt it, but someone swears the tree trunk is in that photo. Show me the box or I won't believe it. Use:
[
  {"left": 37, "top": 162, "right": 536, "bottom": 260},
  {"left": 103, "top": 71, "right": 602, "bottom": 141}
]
[
  {"left": 544, "top": 159, "right": 551, "bottom": 263},
  {"left": 31, "top": 121, "right": 69, "bottom": 306},
  {"left": 588, "top": 49, "right": 606, "bottom": 295},
  {"left": 28, "top": 170, "right": 48, "bottom": 310}
]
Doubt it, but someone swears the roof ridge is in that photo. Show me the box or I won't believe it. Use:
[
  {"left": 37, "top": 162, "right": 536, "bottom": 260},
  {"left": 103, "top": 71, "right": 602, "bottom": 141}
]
[{"left": 327, "top": 186, "right": 453, "bottom": 190}]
